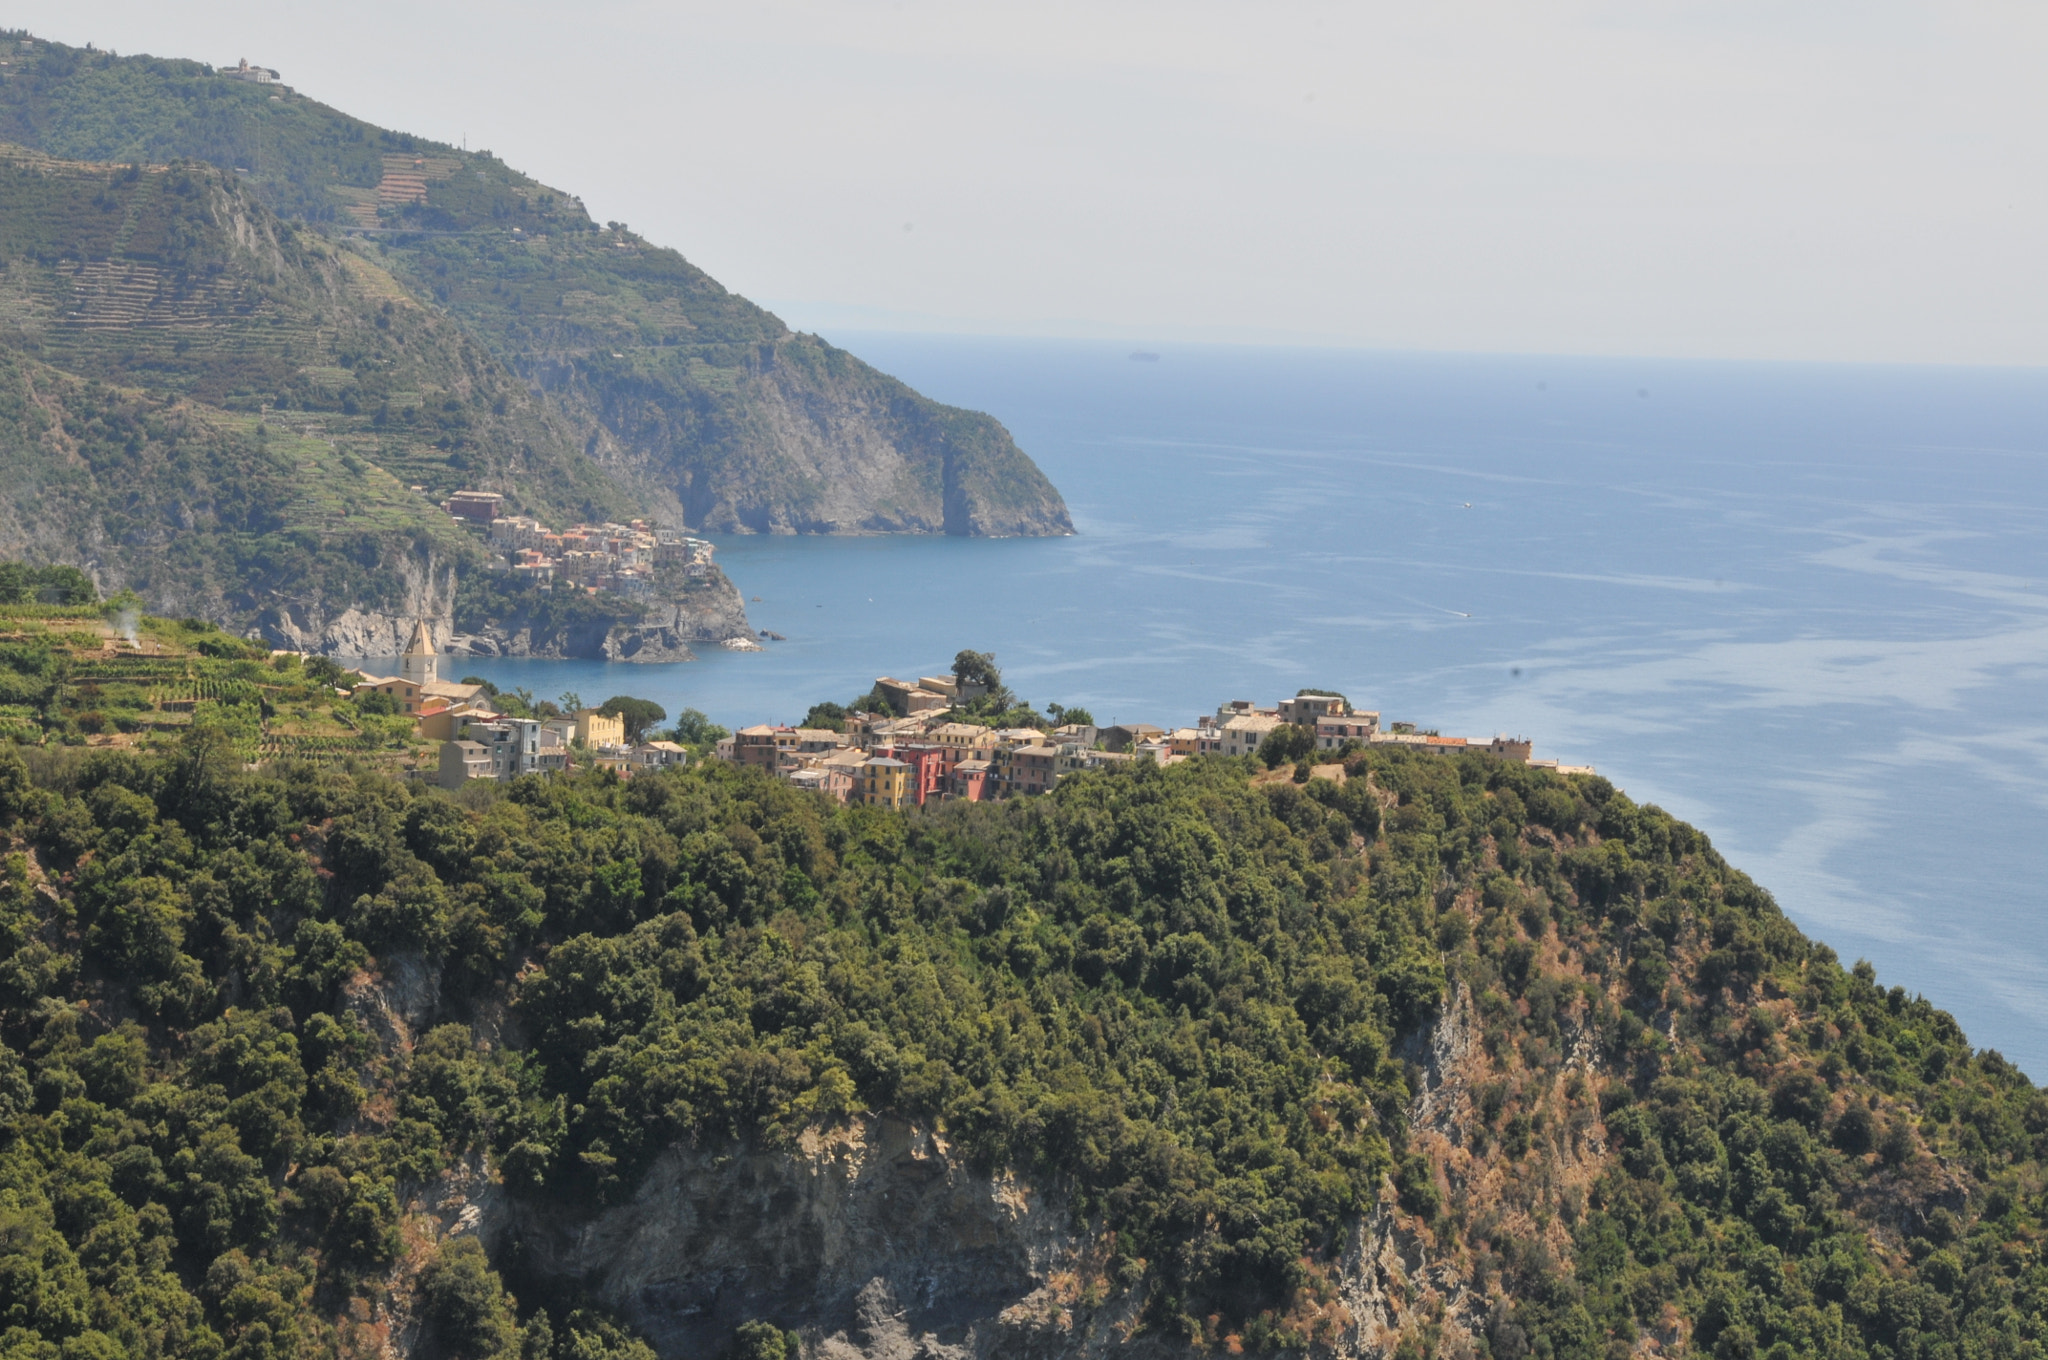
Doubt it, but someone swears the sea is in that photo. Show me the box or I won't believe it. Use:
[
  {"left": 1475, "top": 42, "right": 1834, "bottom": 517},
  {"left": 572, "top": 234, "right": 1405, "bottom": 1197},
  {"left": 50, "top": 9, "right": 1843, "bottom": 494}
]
[{"left": 384, "top": 336, "right": 2048, "bottom": 1078}]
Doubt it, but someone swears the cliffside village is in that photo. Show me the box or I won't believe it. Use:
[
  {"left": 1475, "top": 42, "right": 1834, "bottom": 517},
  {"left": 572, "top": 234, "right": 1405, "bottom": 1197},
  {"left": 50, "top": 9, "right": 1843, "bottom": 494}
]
[
  {"left": 722, "top": 672, "right": 1594, "bottom": 809},
  {"left": 439, "top": 490, "right": 717, "bottom": 598},
  {"left": 353, "top": 633, "right": 1593, "bottom": 800}
]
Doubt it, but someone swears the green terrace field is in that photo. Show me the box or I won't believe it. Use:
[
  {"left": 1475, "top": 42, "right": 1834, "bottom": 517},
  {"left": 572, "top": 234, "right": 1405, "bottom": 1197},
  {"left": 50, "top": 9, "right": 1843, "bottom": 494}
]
[
  {"left": 0, "top": 605, "right": 429, "bottom": 767},
  {"left": 260, "top": 418, "right": 478, "bottom": 544}
]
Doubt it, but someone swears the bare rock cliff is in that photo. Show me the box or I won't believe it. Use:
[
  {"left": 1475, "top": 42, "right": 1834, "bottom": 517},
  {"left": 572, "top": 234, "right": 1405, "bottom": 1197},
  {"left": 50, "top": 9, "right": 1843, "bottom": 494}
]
[
  {"left": 482, "top": 1118, "right": 1129, "bottom": 1359},
  {"left": 375, "top": 977, "right": 1628, "bottom": 1360}
]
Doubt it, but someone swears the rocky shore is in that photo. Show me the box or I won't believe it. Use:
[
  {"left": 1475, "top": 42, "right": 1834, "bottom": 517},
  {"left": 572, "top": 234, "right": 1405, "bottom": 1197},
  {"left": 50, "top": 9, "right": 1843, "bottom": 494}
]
[{"left": 255, "top": 571, "right": 754, "bottom": 662}]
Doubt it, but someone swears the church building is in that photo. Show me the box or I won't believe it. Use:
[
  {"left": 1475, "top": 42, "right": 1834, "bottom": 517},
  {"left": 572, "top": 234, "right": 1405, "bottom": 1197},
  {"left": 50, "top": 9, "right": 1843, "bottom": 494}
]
[{"left": 350, "top": 621, "right": 490, "bottom": 716}]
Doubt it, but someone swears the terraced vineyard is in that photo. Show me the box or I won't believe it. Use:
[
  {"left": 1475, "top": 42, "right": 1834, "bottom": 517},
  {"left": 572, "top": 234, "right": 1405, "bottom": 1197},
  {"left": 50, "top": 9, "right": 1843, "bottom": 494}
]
[
  {"left": 0, "top": 144, "right": 635, "bottom": 630},
  {"left": 0, "top": 596, "right": 429, "bottom": 767}
]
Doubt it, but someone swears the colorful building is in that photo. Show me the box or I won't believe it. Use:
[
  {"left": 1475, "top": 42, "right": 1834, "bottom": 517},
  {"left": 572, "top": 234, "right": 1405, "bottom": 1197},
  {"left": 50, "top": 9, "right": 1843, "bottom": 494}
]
[
  {"left": 1000, "top": 743, "right": 1060, "bottom": 797},
  {"left": 574, "top": 708, "right": 627, "bottom": 749},
  {"left": 859, "top": 756, "right": 913, "bottom": 808}
]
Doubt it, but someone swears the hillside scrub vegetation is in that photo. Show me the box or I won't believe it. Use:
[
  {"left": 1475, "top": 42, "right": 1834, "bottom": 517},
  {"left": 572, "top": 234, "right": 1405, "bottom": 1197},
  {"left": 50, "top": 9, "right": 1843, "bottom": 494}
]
[{"left": 0, "top": 736, "right": 2033, "bottom": 1355}]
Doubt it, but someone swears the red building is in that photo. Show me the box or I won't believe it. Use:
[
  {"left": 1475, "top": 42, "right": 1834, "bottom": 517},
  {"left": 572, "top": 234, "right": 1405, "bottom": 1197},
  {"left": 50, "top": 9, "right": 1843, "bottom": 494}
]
[
  {"left": 950, "top": 759, "right": 991, "bottom": 801},
  {"left": 877, "top": 743, "right": 952, "bottom": 804}
]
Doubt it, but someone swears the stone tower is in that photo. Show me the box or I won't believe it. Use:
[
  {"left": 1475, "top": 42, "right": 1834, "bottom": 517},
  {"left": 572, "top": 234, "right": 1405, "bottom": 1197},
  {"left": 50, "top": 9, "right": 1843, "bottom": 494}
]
[{"left": 401, "top": 619, "right": 437, "bottom": 687}]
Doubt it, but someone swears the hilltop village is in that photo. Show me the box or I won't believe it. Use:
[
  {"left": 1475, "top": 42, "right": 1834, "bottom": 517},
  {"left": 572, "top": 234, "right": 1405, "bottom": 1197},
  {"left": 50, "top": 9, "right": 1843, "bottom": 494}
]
[
  {"left": 719, "top": 670, "right": 1593, "bottom": 806},
  {"left": 439, "top": 491, "right": 718, "bottom": 599},
  {"left": 369, "top": 639, "right": 1594, "bottom": 798}
]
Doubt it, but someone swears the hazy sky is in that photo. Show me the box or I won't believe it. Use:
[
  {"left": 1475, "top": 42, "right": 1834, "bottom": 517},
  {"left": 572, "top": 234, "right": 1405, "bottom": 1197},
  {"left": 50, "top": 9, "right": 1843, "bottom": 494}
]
[{"left": 20, "top": 1, "right": 2048, "bottom": 363}]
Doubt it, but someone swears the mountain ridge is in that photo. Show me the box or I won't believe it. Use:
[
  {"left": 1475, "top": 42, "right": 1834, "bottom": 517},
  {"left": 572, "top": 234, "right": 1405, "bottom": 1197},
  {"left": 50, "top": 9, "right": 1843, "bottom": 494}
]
[{"left": 0, "top": 33, "right": 1072, "bottom": 540}]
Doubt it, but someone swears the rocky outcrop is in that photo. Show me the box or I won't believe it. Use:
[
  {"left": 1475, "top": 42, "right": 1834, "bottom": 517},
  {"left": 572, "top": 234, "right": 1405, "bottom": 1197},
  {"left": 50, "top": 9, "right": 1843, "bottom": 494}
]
[
  {"left": 253, "top": 552, "right": 462, "bottom": 657},
  {"left": 445, "top": 570, "right": 753, "bottom": 663},
  {"left": 536, "top": 335, "right": 1075, "bottom": 539},
  {"left": 333, "top": 965, "right": 1645, "bottom": 1360},
  {"left": 253, "top": 557, "right": 751, "bottom": 661},
  {"left": 442, "top": 986, "right": 1574, "bottom": 1360},
  {"left": 481, "top": 1118, "right": 1144, "bottom": 1359},
  {"left": 261, "top": 605, "right": 439, "bottom": 659}
]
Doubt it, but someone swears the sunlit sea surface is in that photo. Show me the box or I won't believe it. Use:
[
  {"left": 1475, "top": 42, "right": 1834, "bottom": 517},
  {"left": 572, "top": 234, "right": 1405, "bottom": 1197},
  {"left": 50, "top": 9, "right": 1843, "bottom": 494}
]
[{"left": 370, "top": 336, "right": 2048, "bottom": 1077}]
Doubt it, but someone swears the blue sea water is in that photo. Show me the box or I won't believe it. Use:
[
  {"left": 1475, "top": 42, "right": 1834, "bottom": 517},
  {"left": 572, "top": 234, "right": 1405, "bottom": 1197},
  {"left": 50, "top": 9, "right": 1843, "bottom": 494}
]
[{"left": 436, "top": 336, "right": 2048, "bottom": 1077}]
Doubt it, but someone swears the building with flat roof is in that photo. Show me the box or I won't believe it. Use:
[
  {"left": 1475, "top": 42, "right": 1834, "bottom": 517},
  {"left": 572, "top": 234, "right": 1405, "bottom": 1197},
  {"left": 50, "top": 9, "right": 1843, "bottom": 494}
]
[
  {"left": 1316, "top": 712, "right": 1380, "bottom": 751},
  {"left": 439, "top": 740, "right": 493, "bottom": 789},
  {"left": 874, "top": 677, "right": 951, "bottom": 716},
  {"left": 928, "top": 722, "right": 989, "bottom": 751},
  {"left": 444, "top": 490, "right": 505, "bottom": 522},
  {"left": 1220, "top": 712, "right": 1282, "bottom": 758},
  {"left": 1278, "top": 693, "right": 1349, "bottom": 727},
  {"left": 1100, "top": 723, "right": 1164, "bottom": 753},
  {"left": 1000, "top": 743, "right": 1060, "bottom": 797},
  {"left": 573, "top": 708, "right": 626, "bottom": 749},
  {"left": 949, "top": 758, "right": 992, "bottom": 801}
]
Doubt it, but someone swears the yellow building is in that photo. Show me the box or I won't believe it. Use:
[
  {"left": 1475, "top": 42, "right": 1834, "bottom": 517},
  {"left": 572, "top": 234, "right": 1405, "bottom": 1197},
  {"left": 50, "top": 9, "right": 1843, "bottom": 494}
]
[
  {"left": 353, "top": 674, "right": 425, "bottom": 715},
  {"left": 859, "top": 756, "right": 912, "bottom": 808},
  {"left": 574, "top": 708, "right": 626, "bottom": 748},
  {"left": 928, "top": 722, "right": 989, "bottom": 752}
]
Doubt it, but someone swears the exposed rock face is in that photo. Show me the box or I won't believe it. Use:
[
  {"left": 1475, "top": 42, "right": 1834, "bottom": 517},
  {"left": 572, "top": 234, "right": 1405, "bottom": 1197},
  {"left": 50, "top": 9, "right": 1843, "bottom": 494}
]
[
  {"left": 256, "top": 559, "right": 751, "bottom": 661},
  {"left": 529, "top": 336, "right": 1074, "bottom": 539},
  {"left": 485, "top": 1119, "right": 1113, "bottom": 1359},
  {"left": 445, "top": 573, "right": 752, "bottom": 663},
  {"left": 253, "top": 552, "right": 462, "bottom": 657},
  {"left": 389, "top": 986, "right": 1619, "bottom": 1360},
  {"left": 443, "top": 984, "right": 1585, "bottom": 1360}
]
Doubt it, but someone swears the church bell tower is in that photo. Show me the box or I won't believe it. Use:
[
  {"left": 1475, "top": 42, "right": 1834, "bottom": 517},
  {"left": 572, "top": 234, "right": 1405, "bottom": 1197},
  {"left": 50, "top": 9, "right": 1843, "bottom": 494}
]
[{"left": 401, "top": 619, "right": 437, "bottom": 688}]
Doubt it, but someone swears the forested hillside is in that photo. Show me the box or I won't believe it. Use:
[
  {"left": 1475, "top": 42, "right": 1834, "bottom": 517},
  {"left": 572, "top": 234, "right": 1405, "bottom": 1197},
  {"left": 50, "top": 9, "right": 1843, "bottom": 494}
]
[
  {"left": 0, "top": 34, "right": 1072, "bottom": 539},
  {"left": 0, "top": 739, "right": 2036, "bottom": 1359}
]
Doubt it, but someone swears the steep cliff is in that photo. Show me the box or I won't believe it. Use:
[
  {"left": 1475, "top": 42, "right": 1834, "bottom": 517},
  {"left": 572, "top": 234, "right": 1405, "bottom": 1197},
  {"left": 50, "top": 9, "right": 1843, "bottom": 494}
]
[
  {"left": 519, "top": 327, "right": 1071, "bottom": 536},
  {"left": 483, "top": 1118, "right": 1097, "bottom": 1358}
]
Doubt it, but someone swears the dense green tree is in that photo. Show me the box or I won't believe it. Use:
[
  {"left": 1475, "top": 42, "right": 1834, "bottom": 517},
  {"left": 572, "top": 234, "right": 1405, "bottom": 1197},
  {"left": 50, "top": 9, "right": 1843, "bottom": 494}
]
[
  {"left": 951, "top": 649, "right": 1001, "bottom": 693},
  {"left": 727, "top": 1320, "right": 793, "bottom": 1360},
  {"left": 801, "top": 702, "right": 847, "bottom": 732},
  {"left": 0, "top": 731, "right": 2028, "bottom": 1355},
  {"left": 1258, "top": 722, "right": 1316, "bottom": 768},
  {"left": 417, "top": 1237, "right": 520, "bottom": 1360},
  {"left": 669, "top": 709, "right": 728, "bottom": 750},
  {"left": 353, "top": 688, "right": 400, "bottom": 717},
  {"left": 598, "top": 697, "right": 666, "bottom": 742}
]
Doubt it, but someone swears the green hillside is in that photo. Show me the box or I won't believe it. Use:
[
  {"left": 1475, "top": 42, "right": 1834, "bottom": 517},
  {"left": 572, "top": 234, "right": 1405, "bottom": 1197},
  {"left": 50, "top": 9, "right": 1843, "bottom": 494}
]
[
  {"left": 0, "top": 147, "right": 626, "bottom": 525},
  {"left": 0, "top": 142, "right": 716, "bottom": 644},
  {"left": 0, "top": 35, "right": 1072, "bottom": 537},
  {"left": 0, "top": 741, "right": 2037, "bottom": 1358},
  {"left": 0, "top": 345, "right": 486, "bottom": 622}
]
